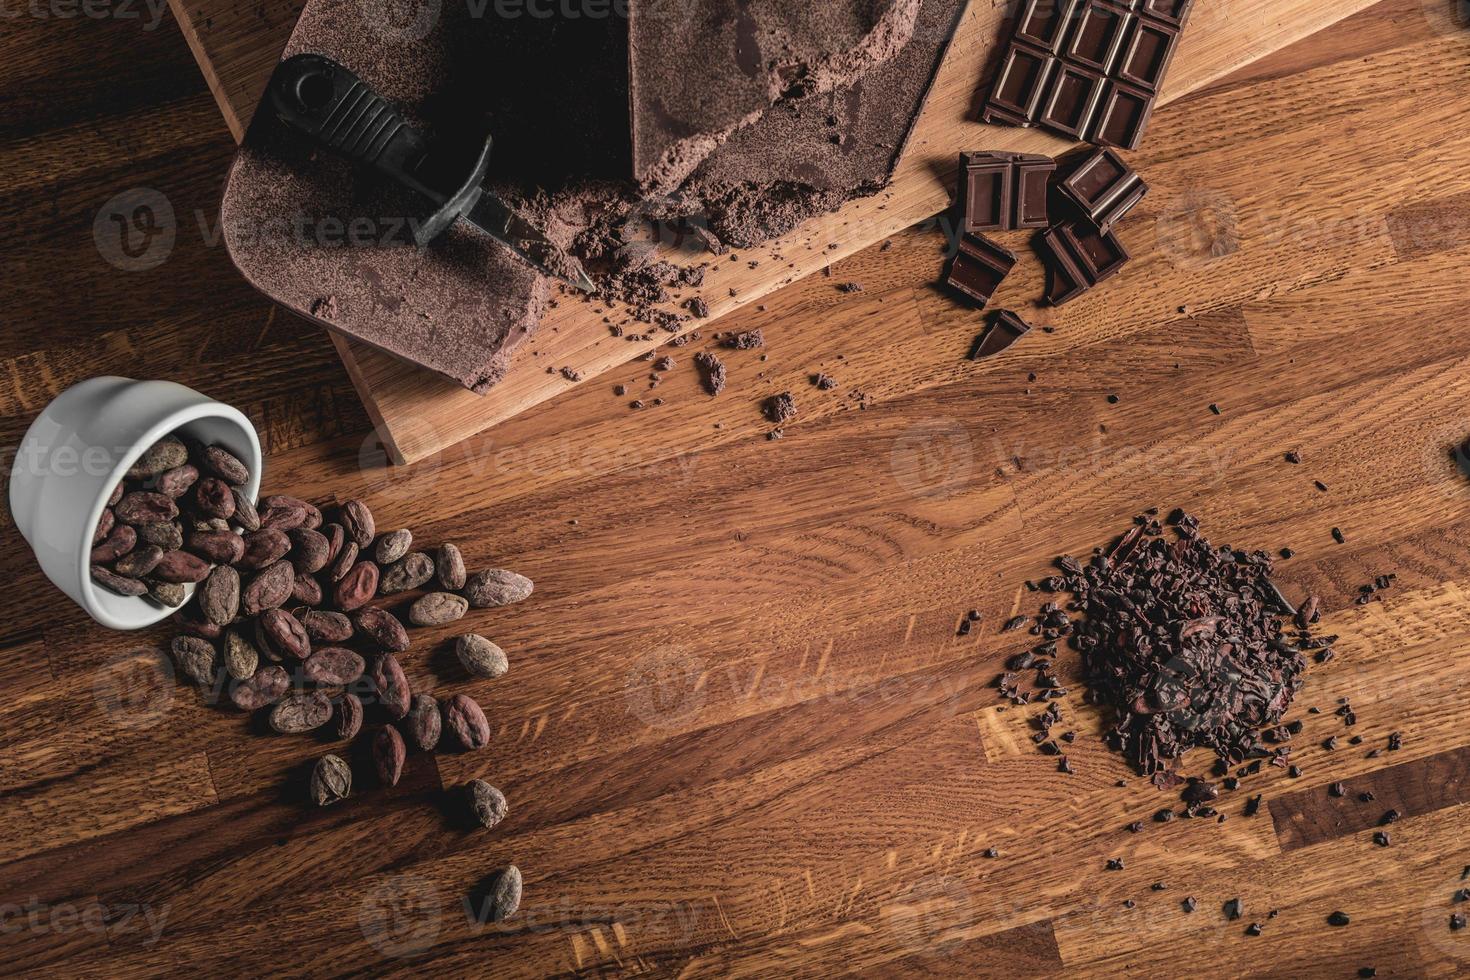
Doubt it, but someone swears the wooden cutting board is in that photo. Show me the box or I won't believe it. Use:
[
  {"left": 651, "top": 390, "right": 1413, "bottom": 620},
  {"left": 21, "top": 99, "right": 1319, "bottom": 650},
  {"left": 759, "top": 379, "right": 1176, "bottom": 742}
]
[{"left": 168, "top": 0, "right": 1384, "bottom": 464}]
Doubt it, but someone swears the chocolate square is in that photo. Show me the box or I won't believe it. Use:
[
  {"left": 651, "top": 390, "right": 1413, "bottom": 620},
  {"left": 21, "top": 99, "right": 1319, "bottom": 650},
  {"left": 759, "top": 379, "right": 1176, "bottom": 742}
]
[
  {"left": 1090, "top": 80, "right": 1155, "bottom": 149},
  {"left": 1014, "top": 156, "right": 1056, "bottom": 228},
  {"left": 1015, "top": 0, "right": 1084, "bottom": 53},
  {"left": 1141, "top": 0, "right": 1193, "bottom": 28},
  {"left": 1038, "top": 63, "right": 1106, "bottom": 139},
  {"left": 988, "top": 41, "right": 1058, "bottom": 123},
  {"left": 946, "top": 233, "right": 1018, "bottom": 307},
  {"left": 1058, "top": 147, "right": 1147, "bottom": 230},
  {"left": 961, "top": 153, "right": 1014, "bottom": 232},
  {"left": 1065, "top": 1, "right": 1133, "bottom": 75},
  {"left": 1066, "top": 220, "right": 1130, "bottom": 280},
  {"left": 1118, "top": 17, "right": 1180, "bottom": 92}
]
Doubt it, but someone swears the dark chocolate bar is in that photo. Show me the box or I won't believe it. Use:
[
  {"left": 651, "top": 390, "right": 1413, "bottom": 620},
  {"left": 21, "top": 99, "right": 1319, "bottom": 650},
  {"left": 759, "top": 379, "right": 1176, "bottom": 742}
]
[
  {"left": 1039, "top": 218, "right": 1129, "bottom": 305},
  {"left": 946, "top": 233, "right": 1017, "bottom": 307},
  {"left": 969, "top": 309, "right": 1033, "bottom": 360},
  {"left": 981, "top": 0, "right": 1192, "bottom": 149},
  {"left": 1058, "top": 147, "right": 1147, "bottom": 230},
  {"left": 960, "top": 151, "right": 1056, "bottom": 233}
]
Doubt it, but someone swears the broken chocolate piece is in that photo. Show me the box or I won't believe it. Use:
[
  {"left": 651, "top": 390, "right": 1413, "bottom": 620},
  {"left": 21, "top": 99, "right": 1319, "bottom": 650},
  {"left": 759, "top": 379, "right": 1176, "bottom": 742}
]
[
  {"left": 959, "top": 151, "right": 1056, "bottom": 233},
  {"left": 945, "top": 233, "right": 1017, "bottom": 307},
  {"left": 968, "top": 310, "right": 1032, "bottom": 360},
  {"left": 1039, "top": 218, "right": 1129, "bottom": 305},
  {"left": 1058, "top": 148, "right": 1148, "bottom": 231}
]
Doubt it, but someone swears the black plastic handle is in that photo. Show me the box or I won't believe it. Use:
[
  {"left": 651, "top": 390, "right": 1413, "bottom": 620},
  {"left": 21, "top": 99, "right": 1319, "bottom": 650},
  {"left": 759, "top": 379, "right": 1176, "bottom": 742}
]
[{"left": 269, "top": 53, "right": 435, "bottom": 199}]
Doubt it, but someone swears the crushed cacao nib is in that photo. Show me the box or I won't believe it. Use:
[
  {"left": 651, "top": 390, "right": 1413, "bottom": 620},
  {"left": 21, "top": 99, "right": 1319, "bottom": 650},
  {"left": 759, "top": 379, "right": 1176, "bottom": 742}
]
[
  {"left": 1327, "top": 911, "right": 1351, "bottom": 927},
  {"left": 837, "top": 282, "right": 864, "bottom": 293},
  {"left": 811, "top": 372, "right": 838, "bottom": 390},
  {"left": 1225, "top": 898, "right": 1244, "bottom": 921},
  {"left": 1181, "top": 897, "right": 1197, "bottom": 913},
  {"left": 1001, "top": 511, "right": 1318, "bottom": 786},
  {"left": 685, "top": 297, "right": 710, "bottom": 318},
  {"left": 1372, "top": 831, "right": 1391, "bottom": 847},
  {"left": 1105, "top": 858, "right": 1124, "bottom": 871}
]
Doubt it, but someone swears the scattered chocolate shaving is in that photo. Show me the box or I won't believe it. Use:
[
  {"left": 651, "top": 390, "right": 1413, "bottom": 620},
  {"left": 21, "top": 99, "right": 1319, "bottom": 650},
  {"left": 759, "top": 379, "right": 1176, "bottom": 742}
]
[
  {"left": 837, "top": 282, "right": 864, "bottom": 293},
  {"left": 684, "top": 297, "right": 710, "bottom": 319}
]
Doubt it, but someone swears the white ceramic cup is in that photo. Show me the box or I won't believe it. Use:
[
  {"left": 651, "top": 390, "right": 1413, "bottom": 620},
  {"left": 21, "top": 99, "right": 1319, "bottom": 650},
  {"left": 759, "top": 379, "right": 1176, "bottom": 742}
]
[{"left": 9, "top": 377, "right": 262, "bottom": 630}]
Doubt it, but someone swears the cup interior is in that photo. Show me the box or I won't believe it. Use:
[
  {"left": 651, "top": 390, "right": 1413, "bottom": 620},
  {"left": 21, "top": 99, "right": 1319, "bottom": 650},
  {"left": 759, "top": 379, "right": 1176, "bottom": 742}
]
[{"left": 81, "top": 409, "right": 261, "bottom": 630}]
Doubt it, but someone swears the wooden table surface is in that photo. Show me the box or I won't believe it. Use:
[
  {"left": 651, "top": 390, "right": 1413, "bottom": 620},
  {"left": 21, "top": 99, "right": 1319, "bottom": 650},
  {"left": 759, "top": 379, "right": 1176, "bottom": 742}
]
[{"left": 5, "top": 1, "right": 1470, "bottom": 976}]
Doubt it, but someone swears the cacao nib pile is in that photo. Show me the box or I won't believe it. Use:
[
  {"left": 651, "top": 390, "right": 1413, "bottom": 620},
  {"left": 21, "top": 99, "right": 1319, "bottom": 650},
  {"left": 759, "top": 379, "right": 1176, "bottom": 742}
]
[{"left": 1001, "top": 510, "right": 1328, "bottom": 787}]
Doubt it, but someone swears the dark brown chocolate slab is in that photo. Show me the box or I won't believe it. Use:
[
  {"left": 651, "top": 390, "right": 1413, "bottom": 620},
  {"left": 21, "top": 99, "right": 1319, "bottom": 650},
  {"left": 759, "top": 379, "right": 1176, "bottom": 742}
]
[
  {"left": 969, "top": 309, "right": 1032, "bottom": 359},
  {"left": 959, "top": 151, "right": 1056, "bottom": 233},
  {"left": 981, "top": 0, "right": 1192, "bottom": 149},
  {"left": 946, "top": 233, "right": 1017, "bottom": 307},
  {"left": 1058, "top": 147, "right": 1147, "bottom": 230}
]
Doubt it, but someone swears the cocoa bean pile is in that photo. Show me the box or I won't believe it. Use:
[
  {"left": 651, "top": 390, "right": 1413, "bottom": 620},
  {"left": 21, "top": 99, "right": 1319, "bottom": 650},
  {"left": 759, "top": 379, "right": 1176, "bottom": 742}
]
[{"left": 90, "top": 433, "right": 529, "bottom": 908}]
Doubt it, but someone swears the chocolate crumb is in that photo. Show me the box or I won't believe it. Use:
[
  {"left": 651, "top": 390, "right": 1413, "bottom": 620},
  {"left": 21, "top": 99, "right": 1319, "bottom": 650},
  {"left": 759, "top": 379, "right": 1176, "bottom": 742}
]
[
  {"left": 685, "top": 297, "right": 710, "bottom": 318},
  {"left": 763, "top": 392, "right": 797, "bottom": 425},
  {"left": 1327, "top": 911, "right": 1350, "bottom": 927},
  {"left": 837, "top": 282, "right": 864, "bottom": 293},
  {"left": 560, "top": 366, "right": 583, "bottom": 382},
  {"left": 812, "top": 372, "right": 838, "bottom": 390},
  {"left": 310, "top": 295, "right": 340, "bottom": 320},
  {"left": 694, "top": 351, "right": 726, "bottom": 396},
  {"left": 724, "top": 329, "right": 764, "bottom": 350}
]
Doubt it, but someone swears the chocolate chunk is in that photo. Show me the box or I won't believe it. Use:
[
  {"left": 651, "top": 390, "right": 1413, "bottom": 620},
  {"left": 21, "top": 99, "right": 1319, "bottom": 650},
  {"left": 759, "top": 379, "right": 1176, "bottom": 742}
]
[
  {"left": 945, "top": 233, "right": 1017, "bottom": 308},
  {"left": 958, "top": 151, "right": 1055, "bottom": 233},
  {"left": 1040, "top": 218, "right": 1129, "bottom": 305},
  {"left": 968, "top": 310, "right": 1032, "bottom": 360},
  {"left": 1058, "top": 147, "right": 1148, "bottom": 231}
]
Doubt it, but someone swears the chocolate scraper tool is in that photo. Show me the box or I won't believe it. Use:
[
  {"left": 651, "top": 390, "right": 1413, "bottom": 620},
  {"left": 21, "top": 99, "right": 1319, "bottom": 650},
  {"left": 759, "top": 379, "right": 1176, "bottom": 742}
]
[{"left": 268, "top": 53, "right": 595, "bottom": 293}]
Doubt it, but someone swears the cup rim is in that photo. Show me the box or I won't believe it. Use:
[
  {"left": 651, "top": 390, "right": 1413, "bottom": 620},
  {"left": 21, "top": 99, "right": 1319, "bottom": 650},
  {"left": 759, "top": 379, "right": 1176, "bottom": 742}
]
[{"left": 79, "top": 401, "right": 262, "bottom": 631}]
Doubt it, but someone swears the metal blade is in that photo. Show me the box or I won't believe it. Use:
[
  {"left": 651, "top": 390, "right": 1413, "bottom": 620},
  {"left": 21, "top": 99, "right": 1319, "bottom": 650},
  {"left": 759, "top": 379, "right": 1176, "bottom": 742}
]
[{"left": 464, "top": 191, "right": 596, "bottom": 293}]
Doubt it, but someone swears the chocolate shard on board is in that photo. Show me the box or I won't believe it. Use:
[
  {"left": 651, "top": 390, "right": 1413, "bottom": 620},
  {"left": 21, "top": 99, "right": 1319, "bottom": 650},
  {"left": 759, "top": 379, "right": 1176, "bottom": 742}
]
[
  {"left": 981, "top": 0, "right": 1192, "bottom": 149},
  {"left": 946, "top": 233, "right": 1017, "bottom": 308},
  {"left": 1039, "top": 218, "right": 1129, "bottom": 305},
  {"left": 969, "top": 309, "right": 1033, "bottom": 360},
  {"left": 1059, "top": 147, "right": 1147, "bottom": 231},
  {"left": 959, "top": 151, "right": 1056, "bottom": 233}
]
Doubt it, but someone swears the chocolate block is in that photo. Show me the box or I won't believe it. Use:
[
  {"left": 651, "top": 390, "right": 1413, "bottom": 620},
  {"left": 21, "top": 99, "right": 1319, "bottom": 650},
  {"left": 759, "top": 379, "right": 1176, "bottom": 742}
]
[
  {"left": 1039, "top": 63, "right": 1107, "bottom": 139},
  {"left": 1039, "top": 218, "right": 1128, "bottom": 305},
  {"left": 1015, "top": 0, "right": 1083, "bottom": 52},
  {"left": 1091, "top": 81, "right": 1155, "bottom": 149},
  {"left": 946, "top": 233, "right": 1017, "bottom": 307},
  {"left": 1065, "top": 0, "right": 1132, "bottom": 74},
  {"left": 960, "top": 151, "right": 1056, "bottom": 232},
  {"left": 1058, "top": 147, "right": 1147, "bottom": 230},
  {"left": 985, "top": 40, "right": 1057, "bottom": 125},
  {"left": 982, "top": 0, "right": 1187, "bottom": 148},
  {"left": 1117, "top": 17, "right": 1180, "bottom": 92},
  {"left": 969, "top": 309, "right": 1033, "bottom": 360},
  {"left": 1141, "top": 0, "right": 1194, "bottom": 28}
]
